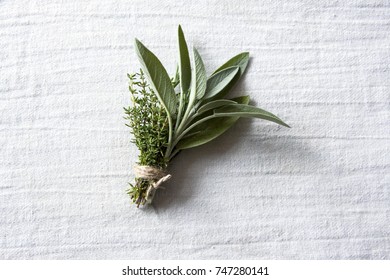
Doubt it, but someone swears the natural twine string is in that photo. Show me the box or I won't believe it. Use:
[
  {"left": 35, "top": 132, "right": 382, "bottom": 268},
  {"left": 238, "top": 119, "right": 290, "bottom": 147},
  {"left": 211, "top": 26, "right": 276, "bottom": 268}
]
[{"left": 133, "top": 165, "right": 171, "bottom": 200}]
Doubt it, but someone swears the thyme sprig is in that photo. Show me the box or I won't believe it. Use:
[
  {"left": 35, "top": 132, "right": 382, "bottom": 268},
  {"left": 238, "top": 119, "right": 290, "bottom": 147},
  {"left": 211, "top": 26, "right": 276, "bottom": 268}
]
[
  {"left": 125, "top": 25, "right": 290, "bottom": 207},
  {"left": 124, "top": 70, "right": 169, "bottom": 206}
]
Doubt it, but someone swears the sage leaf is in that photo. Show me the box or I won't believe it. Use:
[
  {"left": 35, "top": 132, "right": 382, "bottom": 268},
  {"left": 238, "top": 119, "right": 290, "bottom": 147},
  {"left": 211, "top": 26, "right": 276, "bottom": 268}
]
[
  {"left": 207, "top": 52, "right": 250, "bottom": 100},
  {"left": 174, "top": 47, "right": 207, "bottom": 136},
  {"left": 203, "top": 66, "right": 239, "bottom": 100},
  {"left": 192, "top": 48, "right": 207, "bottom": 100},
  {"left": 178, "top": 25, "right": 191, "bottom": 95},
  {"left": 197, "top": 99, "right": 237, "bottom": 114},
  {"left": 134, "top": 39, "right": 177, "bottom": 116},
  {"left": 214, "top": 104, "right": 290, "bottom": 127},
  {"left": 175, "top": 25, "right": 192, "bottom": 128},
  {"left": 213, "top": 52, "right": 250, "bottom": 76},
  {"left": 187, "top": 48, "right": 206, "bottom": 106},
  {"left": 176, "top": 96, "right": 250, "bottom": 150}
]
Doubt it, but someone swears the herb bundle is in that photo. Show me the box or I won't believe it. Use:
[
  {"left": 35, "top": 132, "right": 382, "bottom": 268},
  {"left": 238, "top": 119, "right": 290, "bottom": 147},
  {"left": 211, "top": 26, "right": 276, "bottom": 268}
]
[{"left": 125, "top": 26, "right": 289, "bottom": 207}]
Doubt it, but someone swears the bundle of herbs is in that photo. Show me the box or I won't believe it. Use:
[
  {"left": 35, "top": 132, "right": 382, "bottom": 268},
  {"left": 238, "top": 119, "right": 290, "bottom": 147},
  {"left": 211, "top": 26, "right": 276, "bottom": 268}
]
[{"left": 124, "top": 26, "right": 289, "bottom": 207}]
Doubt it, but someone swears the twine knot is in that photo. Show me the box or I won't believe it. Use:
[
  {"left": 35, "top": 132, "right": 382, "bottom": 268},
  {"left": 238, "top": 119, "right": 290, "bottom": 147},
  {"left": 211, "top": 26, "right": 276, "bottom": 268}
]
[{"left": 133, "top": 165, "right": 171, "bottom": 202}]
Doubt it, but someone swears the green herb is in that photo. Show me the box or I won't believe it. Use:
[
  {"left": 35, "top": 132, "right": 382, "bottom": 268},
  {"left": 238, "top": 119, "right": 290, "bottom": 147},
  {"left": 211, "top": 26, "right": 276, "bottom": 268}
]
[{"left": 125, "top": 25, "right": 290, "bottom": 207}]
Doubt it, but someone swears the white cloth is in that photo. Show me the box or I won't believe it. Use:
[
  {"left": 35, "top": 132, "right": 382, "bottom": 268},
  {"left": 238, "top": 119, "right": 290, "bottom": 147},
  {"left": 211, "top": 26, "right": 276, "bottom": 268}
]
[{"left": 0, "top": 0, "right": 389, "bottom": 259}]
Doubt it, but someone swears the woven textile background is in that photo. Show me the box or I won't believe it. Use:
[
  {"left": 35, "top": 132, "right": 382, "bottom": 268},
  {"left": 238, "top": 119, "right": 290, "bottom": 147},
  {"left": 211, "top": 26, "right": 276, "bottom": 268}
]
[{"left": 1, "top": 0, "right": 389, "bottom": 259}]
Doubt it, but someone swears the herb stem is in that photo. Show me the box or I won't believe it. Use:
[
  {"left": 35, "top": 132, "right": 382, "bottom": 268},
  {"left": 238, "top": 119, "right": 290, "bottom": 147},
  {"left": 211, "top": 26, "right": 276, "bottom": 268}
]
[
  {"left": 169, "top": 149, "right": 180, "bottom": 160},
  {"left": 175, "top": 90, "right": 185, "bottom": 131},
  {"left": 165, "top": 116, "right": 174, "bottom": 159},
  {"left": 171, "top": 114, "right": 215, "bottom": 149}
]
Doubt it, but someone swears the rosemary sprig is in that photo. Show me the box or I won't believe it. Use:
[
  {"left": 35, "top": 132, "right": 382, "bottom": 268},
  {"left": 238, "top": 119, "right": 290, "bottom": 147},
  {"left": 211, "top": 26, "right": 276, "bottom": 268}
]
[{"left": 125, "top": 25, "right": 290, "bottom": 207}]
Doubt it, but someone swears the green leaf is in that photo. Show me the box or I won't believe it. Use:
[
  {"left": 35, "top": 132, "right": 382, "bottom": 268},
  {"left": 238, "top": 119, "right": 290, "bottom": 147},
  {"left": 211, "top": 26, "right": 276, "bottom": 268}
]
[
  {"left": 197, "top": 99, "right": 237, "bottom": 114},
  {"left": 208, "top": 52, "right": 250, "bottom": 100},
  {"left": 174, "top": 47, "right": 207, "bottom": 137},
  {"left": 214, "top": 104, "right": 290, "bottom": 127},
  {"left": 186, "top": 48, "right": 206, "bottom": 107},
  {"left": 192, "top": 48, "right": 207, "bottom": 100},
  {"left": 203, "top": 66, "right": 239, "bottom": 100},
  {"left": 176, "top": 96, "right": 250, "bottom": 150},
  {"left": 213, "top": 52, "right": 249, "bottom": 76},
  {"left": 178, "top": 25, "right": 191, "bottom": 95},
  {"left": 134, "top": 38, "right": 177, "bottom": 116},
  {"left": 175, "top": 25, "right": 191, "bottom": 129}
]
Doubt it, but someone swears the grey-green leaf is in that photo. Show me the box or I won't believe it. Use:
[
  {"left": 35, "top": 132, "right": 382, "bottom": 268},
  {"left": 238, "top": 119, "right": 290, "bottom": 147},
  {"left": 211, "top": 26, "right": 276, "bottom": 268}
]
[
  {"left": 178, "top": 25, "right": 191, "bottom": 95},
  {"left": 203, "top": 66, "right": 239, "bottom": 100},
  {"left": 206, "top": 52, "right": 250, "bottom": 100},
  {"left": 192, "top": 48, "right": 207, "bottom": 100},
  {"left": 214, "top": 104, "right": 290, "bottom": 127},
  {"left": 212, "top": 52, "right": 250, "bottom": 76},
  {"left": 197, "top": 99, "right": 237, "bottom": 114},
  {"left": 134, "top": 38, "right": 177, "bottom": 116},
  {"left": 176, "top": 96, "right": 250, "bottom": 150}
]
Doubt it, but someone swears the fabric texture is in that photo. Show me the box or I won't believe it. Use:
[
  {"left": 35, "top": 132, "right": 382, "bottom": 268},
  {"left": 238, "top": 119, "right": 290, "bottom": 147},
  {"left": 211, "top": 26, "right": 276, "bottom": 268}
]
[{"left": 0, "top": 0, "right": 389, "bottom": 259}]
